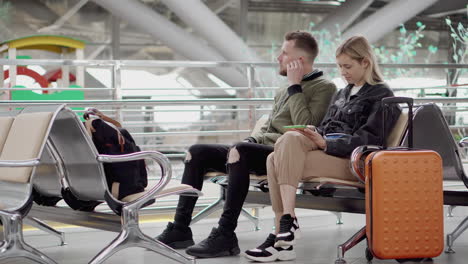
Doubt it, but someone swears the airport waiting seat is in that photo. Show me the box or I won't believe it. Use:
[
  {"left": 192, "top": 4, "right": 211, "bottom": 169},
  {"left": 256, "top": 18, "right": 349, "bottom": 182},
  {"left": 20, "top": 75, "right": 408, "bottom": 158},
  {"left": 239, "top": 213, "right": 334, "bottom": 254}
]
[
  {"left": 0, "top": 109, "right": 57, "bottom": 263},
  {"left": 404, "top": 103, "right": 468, "bottom": 253},
  {"left": 0, "top": 108, "right": 65, "bottom": 246},
  {"left": 238, "top": 102, "right": 468, "bottom": 264},
  {"left": 335, "top": 103, "right": 468, "bottom": 263},
  {"left": 22, "top": 104, "right": 202, "bottom": 264}
]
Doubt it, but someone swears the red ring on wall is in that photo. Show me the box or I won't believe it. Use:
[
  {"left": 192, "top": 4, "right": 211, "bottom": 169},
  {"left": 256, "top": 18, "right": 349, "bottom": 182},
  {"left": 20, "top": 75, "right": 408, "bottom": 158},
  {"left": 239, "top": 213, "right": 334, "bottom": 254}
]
[{"left": 4, "top": 66, "right": 50, "bottom": 88}]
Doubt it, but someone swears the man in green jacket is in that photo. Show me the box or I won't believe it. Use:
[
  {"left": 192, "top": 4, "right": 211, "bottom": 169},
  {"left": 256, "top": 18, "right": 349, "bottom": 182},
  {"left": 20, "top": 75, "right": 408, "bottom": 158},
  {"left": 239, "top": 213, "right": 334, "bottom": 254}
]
[{"left": 156, "top": 31, "right": 337, "bottom": 258}]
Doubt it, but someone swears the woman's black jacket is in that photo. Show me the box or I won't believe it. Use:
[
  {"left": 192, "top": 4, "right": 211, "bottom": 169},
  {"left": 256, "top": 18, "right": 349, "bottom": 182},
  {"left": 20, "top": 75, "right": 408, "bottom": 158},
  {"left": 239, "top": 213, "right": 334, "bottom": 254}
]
[{"left": 317, "top": 82, "right": 401, "bottom": 158}]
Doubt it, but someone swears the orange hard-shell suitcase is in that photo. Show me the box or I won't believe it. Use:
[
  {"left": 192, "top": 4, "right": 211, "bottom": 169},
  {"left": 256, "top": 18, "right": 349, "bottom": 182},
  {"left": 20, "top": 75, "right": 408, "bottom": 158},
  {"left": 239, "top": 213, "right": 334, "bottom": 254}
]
[{"left": 365, "top": 97, "right": 444, "bottom": 261}]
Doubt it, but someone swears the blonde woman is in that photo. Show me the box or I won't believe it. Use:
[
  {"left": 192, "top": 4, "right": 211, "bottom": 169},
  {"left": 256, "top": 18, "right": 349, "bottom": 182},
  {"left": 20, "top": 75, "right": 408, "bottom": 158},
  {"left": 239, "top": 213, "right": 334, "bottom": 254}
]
[{"left": 245, "top": 35, "right": 401, "bottom": 262}]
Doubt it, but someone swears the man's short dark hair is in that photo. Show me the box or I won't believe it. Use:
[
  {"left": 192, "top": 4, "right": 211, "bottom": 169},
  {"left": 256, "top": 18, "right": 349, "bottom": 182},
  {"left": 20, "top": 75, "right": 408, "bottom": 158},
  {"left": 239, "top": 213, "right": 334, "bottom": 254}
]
[{"left": 284, "top": 31, "right": 319, "bottom": 62}]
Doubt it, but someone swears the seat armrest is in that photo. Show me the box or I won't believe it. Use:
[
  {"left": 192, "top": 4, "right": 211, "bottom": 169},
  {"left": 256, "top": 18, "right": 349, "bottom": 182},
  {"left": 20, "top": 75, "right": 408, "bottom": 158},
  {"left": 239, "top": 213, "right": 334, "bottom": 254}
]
[
  {"left": 97, "top": 151, "right": 172, "bottom": 209},
  {"left": 155, "top": 184, "right": 202, "bottom": 198},
  {"left": 350, "top": 145, "right": 383, "bottom": 183},
  {"left": 0, "top": 159, "right": 41, "bottom": 167},
  {"left": 121, "top": 184, "right": 202, "bottom": 202},
  {"left": 459, "top": 137, "right": 468, "bottom": 147}
]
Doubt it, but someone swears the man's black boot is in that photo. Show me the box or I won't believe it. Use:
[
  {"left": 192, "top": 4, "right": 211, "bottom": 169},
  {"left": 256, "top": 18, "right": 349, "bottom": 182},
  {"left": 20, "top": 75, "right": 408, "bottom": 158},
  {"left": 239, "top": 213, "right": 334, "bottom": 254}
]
[
  {"left": 155, "top": 222, "right": 194, "bottom": 249},
  {"left": 185, "top": 227, "right": 240, "bottom": 258}
]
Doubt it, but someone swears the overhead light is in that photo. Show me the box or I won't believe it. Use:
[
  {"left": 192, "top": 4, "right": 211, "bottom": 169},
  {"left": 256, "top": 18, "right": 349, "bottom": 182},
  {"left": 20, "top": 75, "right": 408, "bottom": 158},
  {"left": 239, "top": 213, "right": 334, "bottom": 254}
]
[
  {"left": 251, "top": 0, "right": 342, "bottom": 5},
  {"left": 427, "top": 8, "right": 467, "bottom": 18},
  {"left": 295, "top": 0, "right": 342, "bottom": 6}
]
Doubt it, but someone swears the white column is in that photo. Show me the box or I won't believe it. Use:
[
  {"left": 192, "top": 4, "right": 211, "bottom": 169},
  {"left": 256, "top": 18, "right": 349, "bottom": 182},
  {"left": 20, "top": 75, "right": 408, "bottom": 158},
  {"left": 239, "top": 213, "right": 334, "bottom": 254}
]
[
  {"left": 8, "top": 48, "right": 16, "bottom": 87},
  {"left": 0, "top": 62, "right": 5, "bottom": 102},
  {"left": 76, "top": 49, "right": 85, "bottom": 87},
  {"left": 0, "top": 63, "right": 4, "bottom": 88},
  {"left": 92, "top": 0, "right": 247, "bottom": 87},
  {"left": 342, "top": 0, "right": 438, "bottom": 43},
  {"left": 61, "top": 47, "right": 70, "bottom": 88}
]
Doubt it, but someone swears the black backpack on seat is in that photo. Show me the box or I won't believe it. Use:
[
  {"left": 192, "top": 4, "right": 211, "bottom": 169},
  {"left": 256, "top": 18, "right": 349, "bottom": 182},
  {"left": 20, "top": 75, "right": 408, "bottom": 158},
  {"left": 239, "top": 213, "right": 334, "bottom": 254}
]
[{"left": 86, "top": 118, "right": 148, "bottom": 200}]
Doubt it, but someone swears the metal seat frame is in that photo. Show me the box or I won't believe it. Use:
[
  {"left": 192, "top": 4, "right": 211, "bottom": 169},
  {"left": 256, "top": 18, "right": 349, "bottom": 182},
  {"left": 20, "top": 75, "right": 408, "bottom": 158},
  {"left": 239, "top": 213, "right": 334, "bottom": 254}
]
[
  {"left": 0, "top": 106, "right": 59, "bottom": 264},
  {"left": 18, "top": 105, "right": 201, "bottom": 264}
]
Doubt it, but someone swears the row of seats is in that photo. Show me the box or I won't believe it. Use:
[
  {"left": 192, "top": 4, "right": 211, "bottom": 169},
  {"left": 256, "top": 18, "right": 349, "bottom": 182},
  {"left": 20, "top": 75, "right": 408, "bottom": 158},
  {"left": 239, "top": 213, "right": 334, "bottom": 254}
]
[
  {"left": 0, "top": 104, "right": 201, "bottom": 264},
  {"left": 1, "top": 102, "right": 468, "bottom": 264},
  {"left": 209, "top": 103, "right": 468, "bottom": 263}
]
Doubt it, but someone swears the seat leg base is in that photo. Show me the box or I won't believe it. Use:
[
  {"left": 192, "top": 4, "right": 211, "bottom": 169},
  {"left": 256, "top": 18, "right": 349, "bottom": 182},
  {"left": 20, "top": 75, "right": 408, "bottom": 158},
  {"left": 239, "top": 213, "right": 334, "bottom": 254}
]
[
  {"left": 445, "top": 216, "right": 468, "bottom": 254},
  {"left": 332, "top": 212, "right": 343, "bottom": 225},
  {"left": 25, "top": 216, "right": 66, "bottom": 246},
  {"left": 335, "top": 226, "right": 366, "bottom": 264},
  {"left": 334, "top": 259, "right": 347, "bottom": 264},
  {"left": 89, "top": 206, "right": 195, "bottom": 264},
  {"left": 445, "top": 247, "right": 455, "bottom": 254},
  {"left": 447, "top": 205, "right": 456, "bottom": 217},
  {"left": 0, "top": 213, "right": 57, "bottom": 264},
  {"left": 240, "top": 207, "right": 260, "bottom": 231}
]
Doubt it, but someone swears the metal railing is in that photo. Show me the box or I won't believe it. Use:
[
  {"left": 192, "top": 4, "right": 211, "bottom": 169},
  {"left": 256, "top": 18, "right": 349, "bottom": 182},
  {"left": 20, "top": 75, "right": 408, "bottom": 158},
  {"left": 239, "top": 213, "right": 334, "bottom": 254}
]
[{"left": 1, "top": 59, "right": 467, "bottom": 154}]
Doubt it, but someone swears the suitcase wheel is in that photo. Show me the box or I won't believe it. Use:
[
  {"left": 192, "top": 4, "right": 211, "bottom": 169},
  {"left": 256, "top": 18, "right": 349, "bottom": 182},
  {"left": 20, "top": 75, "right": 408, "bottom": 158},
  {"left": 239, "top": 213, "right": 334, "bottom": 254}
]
[
  {"left": 395, "top": 258, "right": 433, "bottom": 263},
  {"left": 365, "top": 247, "right": 373, "bottom": 261}
]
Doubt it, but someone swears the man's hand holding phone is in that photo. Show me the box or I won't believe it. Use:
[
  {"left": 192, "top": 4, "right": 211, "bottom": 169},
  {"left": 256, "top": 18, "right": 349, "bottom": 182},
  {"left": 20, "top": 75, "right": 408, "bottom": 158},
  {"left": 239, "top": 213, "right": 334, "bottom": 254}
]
[{"left": 286, "top": 59, "right": 304, "bottom": 86}]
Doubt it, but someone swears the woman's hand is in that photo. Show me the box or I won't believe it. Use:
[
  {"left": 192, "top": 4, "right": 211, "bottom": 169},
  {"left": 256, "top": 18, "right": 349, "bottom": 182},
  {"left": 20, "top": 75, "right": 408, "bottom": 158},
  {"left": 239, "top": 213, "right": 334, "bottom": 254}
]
[
  {"left": 87, "top": 107, "right": 104, "bottom": 118},
  {"left": 292, "top": 126, "right": 326, "bottom": 150},
  {"left": 86, "top": 107, "right": 122, "bottom": 128}
]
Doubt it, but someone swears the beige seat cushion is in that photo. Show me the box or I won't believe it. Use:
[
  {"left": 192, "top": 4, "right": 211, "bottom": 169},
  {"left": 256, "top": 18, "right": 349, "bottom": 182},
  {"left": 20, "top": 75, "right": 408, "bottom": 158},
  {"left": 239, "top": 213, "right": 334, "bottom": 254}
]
[
  {"left": 204, "top": 171, "right": 226, "bottom": 178},
  {"left": 302, "top": 177, "right": 364, "bottom": 188},
  {"left": 250, "top": 174, "right": 267, "bottom": 180},
  {"left": 120, "top": 183, "right": 198, "bottom": 202},
  {"left": 0, "top": 116, "right": 14, "bottom": 153},
  {"left": 250, "top": 114, "right": 269, "bottom": 136},
  {"left": 204, "top": 171, "right": 267, "bottom": 180},
  {"left": 0, "top": 112, "right": 53, "bottom": 183},
  {"left": 387, "top": 110, "right": 408, "bottom": 147}
]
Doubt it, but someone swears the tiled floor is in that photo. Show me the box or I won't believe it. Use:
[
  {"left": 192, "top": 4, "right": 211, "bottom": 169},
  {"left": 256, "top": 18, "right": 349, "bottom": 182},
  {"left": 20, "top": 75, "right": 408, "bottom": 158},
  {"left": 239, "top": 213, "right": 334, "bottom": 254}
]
[{"left": 3, "top": 206, "right": 468, "bottom": 264}]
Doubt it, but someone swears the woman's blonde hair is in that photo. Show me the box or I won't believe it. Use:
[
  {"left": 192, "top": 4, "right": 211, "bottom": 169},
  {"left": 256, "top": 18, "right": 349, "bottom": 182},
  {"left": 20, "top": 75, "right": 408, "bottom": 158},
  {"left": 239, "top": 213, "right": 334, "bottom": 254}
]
[{"left": 336, "top": 35, "right": 384, "bottom": 85}]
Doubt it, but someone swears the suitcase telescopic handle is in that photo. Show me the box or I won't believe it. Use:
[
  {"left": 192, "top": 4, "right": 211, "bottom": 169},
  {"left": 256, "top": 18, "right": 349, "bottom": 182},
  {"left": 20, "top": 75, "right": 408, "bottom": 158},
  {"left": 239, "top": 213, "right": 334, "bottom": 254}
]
[{"left": 381, "top": 97, "right": 413, "bottom": 149}]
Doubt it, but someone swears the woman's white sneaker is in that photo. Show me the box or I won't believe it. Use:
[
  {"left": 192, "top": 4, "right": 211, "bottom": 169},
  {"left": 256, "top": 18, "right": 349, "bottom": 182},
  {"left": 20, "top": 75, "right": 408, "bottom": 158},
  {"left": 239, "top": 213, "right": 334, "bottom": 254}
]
[
  {"left": 274, "top": 214, "right": 300, "bottom": 247},
  {"left": 245, "top": 233, "right": 296, "bottom": 262}
]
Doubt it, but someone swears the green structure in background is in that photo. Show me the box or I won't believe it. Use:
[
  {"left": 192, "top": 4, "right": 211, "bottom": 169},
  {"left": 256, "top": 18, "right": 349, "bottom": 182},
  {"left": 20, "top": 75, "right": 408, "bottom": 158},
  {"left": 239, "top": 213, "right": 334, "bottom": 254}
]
[
  {"left": 1, "top": 35, "right": 88, "bottom": 120},
  {"left": 11, "top": 88, "right": 85, "bottom": 121},
  {"left": 11, "top": 89, "right": 84, "bottom": 102}
]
